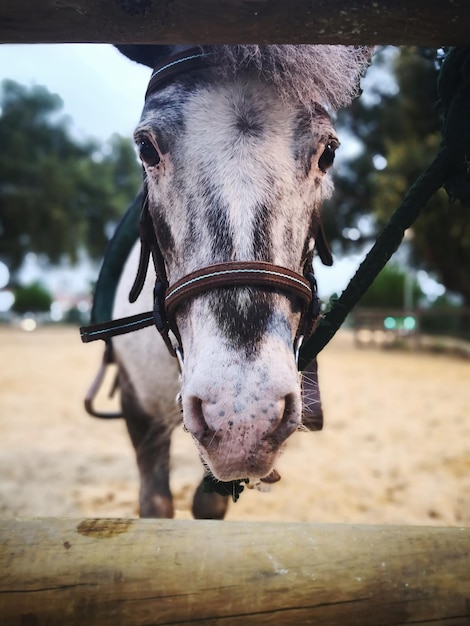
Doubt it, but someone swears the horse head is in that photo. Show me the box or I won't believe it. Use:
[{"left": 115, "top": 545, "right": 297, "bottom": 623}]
[{"left": 119, "top": 45, "right": 371, "bottom": 484}]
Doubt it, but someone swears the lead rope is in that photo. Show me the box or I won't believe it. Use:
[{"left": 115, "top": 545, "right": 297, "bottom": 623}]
[
  {"left": 299, "top": 46, "right": 470, "bottom": 370},
  {"left": 298, "top": 149, "right": 452, "bottom": 369}
]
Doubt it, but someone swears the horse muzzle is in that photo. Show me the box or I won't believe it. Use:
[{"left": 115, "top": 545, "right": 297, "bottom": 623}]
[{"left": 180, "top": 341, "right": 302, "bottom": 481}]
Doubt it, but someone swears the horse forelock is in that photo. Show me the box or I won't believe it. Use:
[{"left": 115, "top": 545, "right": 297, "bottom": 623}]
[
  {"left": 206, "top": 44, "right": 373, "bottom": 113},
  {"left": 119, "top": 44, "right": 372, "bottom": 114}
]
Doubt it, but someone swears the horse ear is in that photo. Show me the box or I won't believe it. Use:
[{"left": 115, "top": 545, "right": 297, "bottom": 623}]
[{"left": 115, "top": 45, "right": 173, "bottom": 69}]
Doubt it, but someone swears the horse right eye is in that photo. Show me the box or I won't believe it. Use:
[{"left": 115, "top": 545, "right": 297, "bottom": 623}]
[{"left": 138, "top": 138, "right": 161, "bottom": 167}]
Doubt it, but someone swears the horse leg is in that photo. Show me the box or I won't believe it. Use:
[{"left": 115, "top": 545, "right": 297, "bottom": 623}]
[
  {"left": 119, "top": 365, "right": 174, "bottom": 518},
  {"left": 192, "top": 481, "right": 230, "bottom": 520},
  {"left": 117, "top": 357, "right": 230, "bottom": 519}
]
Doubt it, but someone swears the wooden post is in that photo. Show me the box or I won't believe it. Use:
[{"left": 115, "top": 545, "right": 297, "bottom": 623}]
[
  {"left": 0, "top": 518, "right": 468, "bottom": 625},
  {"left": 0, "top": 0, "right": 469, "bottom": 44}
]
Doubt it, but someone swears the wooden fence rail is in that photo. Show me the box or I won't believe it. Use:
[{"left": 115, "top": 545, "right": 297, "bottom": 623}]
[
  {"left": 1, "top": 0, "right": 470, "bottom": 45},
  {"left": 0, "top": 518, "right": 468, "bottom": 625}
]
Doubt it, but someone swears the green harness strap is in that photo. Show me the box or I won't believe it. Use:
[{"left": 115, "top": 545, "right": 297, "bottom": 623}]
[{"left": 90, "top": 191, "right": 142, "bottom": 326}]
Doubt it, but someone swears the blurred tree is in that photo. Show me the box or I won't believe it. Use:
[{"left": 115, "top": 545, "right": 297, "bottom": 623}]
[
  {"left": 359, "top": 264, "right": 423, "bottom": 309},
  {"left": 0, "top": 80, "right": 141, "bottom": 279},
  {"left": 324, "top": 47, "right": 470, "bottom": 305},
  {"left": 12, "top": 281, "right": 52, "bottom": 314}
]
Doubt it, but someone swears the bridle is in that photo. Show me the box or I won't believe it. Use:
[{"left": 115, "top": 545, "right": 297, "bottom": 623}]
[{"left": 80, "top": 47, "right": 330, "bottom": 428}]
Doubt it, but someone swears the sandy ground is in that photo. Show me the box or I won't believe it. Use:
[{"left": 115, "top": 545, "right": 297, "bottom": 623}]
[{"left": 0, "top": 325, "right": 468, "bottom": 526}]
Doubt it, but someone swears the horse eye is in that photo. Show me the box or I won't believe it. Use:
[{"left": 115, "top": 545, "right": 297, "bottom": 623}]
[
  {"left": 318, "top": 143, "right": 337, "bottom": 173},
  {"left": 138, "top": 138, "right": 161, "bottom": 167}
]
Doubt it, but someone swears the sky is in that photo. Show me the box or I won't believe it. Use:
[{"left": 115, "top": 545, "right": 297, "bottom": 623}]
[
  {"left": 0, "top": 44, "right": 156, "bottom": 310},
  {"left": 0, "top": 44, "right": 442, "bottom": 307},
  {"left": 0, "top": 44, "right": 151, "bottom": 142}
]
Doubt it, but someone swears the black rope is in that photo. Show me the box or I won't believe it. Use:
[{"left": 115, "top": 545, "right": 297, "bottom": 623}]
[
  {"left": 298, "top": 149, "right": 452, "bottom": 370},
  {"left": 299, "top": 46, "right": 470, "bottom": 370}
]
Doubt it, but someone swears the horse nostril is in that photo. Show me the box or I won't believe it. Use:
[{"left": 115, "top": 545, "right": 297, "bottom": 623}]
[
  {"left": 284, "top": 393, "right": 298, "bottom": 421},
  {"left": 271, "top": 393, "right": 300, "bottom": 444},
  {"left": 183, "top": 391, "right": 300, "bottom": 450},
  {"left": 184, "top": 396, "right": 212, "bottom": 442}
]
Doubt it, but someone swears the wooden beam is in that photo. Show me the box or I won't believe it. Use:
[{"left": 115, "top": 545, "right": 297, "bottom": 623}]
[
  {"left": 0, "top": 518, "right": 468, "bottom": 625},
  {"left": 0, "top": 0, "right": 469, "bottom": 45}
]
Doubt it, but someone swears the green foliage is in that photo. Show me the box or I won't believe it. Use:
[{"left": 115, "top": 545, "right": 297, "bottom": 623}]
[
  {"left": 359, "top": 264, "right": 423, "bottom": 309},
  {"left": 12, "top": 281, "right": 52, "bottom": 314},
  {"left": 325, "top": 47, "right": 470, "bottom": 304},
  {"left": 63, "top": 306, "right": 87, "bottom": 325},
  {"left": 0, "top": 79, "right": 142, "bottom": 276}
]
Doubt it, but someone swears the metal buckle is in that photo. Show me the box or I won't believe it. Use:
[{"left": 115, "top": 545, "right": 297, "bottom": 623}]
[
  {"left": 175, "top": 345, "right": 184, "bottom": 372},
  {"left": 294, "top": 334, "right": 304, "bottom": 368}
]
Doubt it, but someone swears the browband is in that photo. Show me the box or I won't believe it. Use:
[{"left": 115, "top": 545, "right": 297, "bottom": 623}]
[{"left": 145, "top": 48, "right": 213, "bottom": 101}]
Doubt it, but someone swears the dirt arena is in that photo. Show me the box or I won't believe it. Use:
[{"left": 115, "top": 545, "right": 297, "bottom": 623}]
[{"left": 0, "top": 325, "right": 468, "bottom": 526}]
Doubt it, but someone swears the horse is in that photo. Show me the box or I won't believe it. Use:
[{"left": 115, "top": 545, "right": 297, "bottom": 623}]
[{"left": 107, "top": 45, "right": 372, "bottom": 518}]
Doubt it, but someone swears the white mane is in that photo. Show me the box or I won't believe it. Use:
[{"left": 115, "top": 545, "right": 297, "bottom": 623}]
[{"left": 210, "top": 45, "right": 373, "bottom": 113}]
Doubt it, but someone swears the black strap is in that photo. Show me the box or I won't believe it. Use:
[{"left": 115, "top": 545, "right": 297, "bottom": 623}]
[
  {"left": 145, "top": 48, "right": 212, "bottom": 100},
  {"left": 129, "top": 187, "right": 167, "bottom": 303},
  {"left": 80, "top": 311, "right": 155, "bottom": 344},
  {"left": 80, "top": 262, "right": 318, "bottom": 348},
  {"left": 298, "top": 149, "right": 453, "bottom": 369},
  {"left": 315, "top": 219, "right": 333, "bottom": 267},
  {"left": 84, "top": 341, "right": 123, "bottom": 419}
]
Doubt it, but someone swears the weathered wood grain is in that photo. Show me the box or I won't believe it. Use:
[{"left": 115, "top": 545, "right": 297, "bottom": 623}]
[
  {"left": 0, "top": 0, "right": 469, "bottom": 45},
  {"left": 0, "top": 518, "right": 468, "bottom": 625}
]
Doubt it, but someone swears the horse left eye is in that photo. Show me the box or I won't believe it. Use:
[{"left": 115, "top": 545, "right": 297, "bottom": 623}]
[
  {"left": 138, "top": 138, "right": 161, "bottom": 167},
  {"left": 318, "top": 143, "right": 337, "bottom": 173}
]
